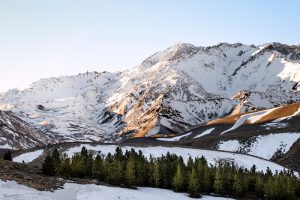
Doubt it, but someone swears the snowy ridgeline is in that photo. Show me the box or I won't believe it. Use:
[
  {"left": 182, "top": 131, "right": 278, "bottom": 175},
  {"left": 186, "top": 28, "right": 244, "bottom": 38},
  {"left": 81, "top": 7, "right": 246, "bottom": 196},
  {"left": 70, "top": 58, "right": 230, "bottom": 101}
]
[
  {"left": 64, "top": 145, "right": 286, "bottom": 173},
  {"left": 217, "top": 133, "right": 300, "bottom": 160},
  {"left": 0, "top": 180, "right": 234, "bottom": 200}
]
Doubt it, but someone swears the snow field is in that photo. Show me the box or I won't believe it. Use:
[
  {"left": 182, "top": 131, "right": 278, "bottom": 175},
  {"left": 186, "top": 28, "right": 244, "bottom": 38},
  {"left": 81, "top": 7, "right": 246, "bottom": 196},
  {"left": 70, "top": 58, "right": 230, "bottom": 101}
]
[{"left": 65, "top": 144, "right": 286, "bottom": 173}]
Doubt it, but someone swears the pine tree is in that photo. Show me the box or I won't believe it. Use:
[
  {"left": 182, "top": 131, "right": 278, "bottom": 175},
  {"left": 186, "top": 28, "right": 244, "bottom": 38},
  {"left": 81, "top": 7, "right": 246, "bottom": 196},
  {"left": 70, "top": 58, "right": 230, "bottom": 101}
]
[
  {"left": 213, "top": 170, "right": 223, "bottom": 194},
  {"left": 202, "top": 165, "right": 211, "bottom": 193},
  {"left": 172, "top": 160, "right": 186, "bottom": 192},
  {"left": 265, "top": 177, "right": 275, "bottom": 199},
  {"left": 42, "top": 155, "right": 55, "bottom": 176},
  {"left": 92, "top": 154, "right": 105, "bottom": 181},
  {"left": 188, "top": 167, "right": 201, "bottom": 198},
  {"left": 81, "top": 146, "right": 88, "bottom": 158},
  {"left": 52, "top": 148, "right": 61, "bottom": 165},
  {"left": 70, "top": 153, "right": 85, "bottom": 177},
  {"left": 153, "top": 160, "right": 161, "bottom": 188},
  {"left": 125, "top": 155, "right": 136, "bottom": 186},
  {"left": 255, "top": 175, "right": 264, "bottom": 198},
  {"left": 233, "top": 174, "right": 243, "bottom": 198},
  {"left": 56, "top": 158, "right": 71, "bottom": 178},
  {"left": 3, "top": 151, "right": 12, "bottom": 161}
]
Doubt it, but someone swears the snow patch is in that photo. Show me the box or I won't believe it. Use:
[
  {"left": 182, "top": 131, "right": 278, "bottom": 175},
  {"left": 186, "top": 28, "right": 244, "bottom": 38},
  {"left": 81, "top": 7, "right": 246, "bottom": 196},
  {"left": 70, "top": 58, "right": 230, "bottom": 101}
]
[
  {"left": 157, "top": 132, "right": 192, "bottom": 141},
  {"left": 218, "top": 133, "right": 300, "bottom": 160},
  {"left": 0, "top": 143, "right": 14, "bottom": 150},
  {"left": 194, "top": 128, "right": 215, "bottom": 139},
  {"left": 13, "top": 149, "right": 43, "bottom": 163}
]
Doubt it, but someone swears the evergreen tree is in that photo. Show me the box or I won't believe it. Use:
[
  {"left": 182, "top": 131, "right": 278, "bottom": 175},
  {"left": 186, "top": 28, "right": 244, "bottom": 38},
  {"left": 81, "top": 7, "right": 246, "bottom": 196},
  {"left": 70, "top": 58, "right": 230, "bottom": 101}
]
[
  {"left": 70, "top": 153, "right": 85, "bottom": 177},
  {"left": 233, "top": 174, "right": 243, "bottom": 198},
  {"left": 81, "top": 146, "right": 88, "bottom": 158},
  {"left": 42, "top": 155, "right": 55, "bottom": 176},
  {"left": 172, "top": 159, "right": 186, "bottom": 192},
  {"left": 255, "top": 176, "right": 264, "bottom": 198},
  {"left": 202, "top": 164, "right": 212, "bottom": 193},
  {"left": 213, "top": 169, "right": 223, "bottom": 194},
  {"left": 3, "top": 151, "right": 12, "bottom": 161},
  {"left": 92, "top": 154, "right": 105, "bottom": 181},
  {"left": 153, "top": 160, "right": 161, "bottom": 188},
  {"left": 56, "top": 158, "right": 71, "bottom": 178},
  {"left": 51, "top": 148, "right": 61, "bottom": 173},
  {"left": 125, "top": 155, "right": 136, "bottom": 186},
  {"left": 188, "top": 167, "right": 201, "bottom": 198}
]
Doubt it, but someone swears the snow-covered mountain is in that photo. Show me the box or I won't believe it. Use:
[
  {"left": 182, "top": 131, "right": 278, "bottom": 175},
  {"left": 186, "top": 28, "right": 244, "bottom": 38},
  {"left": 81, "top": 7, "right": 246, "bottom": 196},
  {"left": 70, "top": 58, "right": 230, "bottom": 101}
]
[
  {"left": 1, "top": 42, "right": 300, "bottom": 147},
  {"left": 0, "top": 111, "right": 54, "bottom": 149}
]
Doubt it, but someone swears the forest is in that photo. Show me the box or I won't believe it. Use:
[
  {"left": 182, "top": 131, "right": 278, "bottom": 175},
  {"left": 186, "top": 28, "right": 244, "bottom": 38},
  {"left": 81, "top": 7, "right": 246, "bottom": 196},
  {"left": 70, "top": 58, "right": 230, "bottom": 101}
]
[{"left": 42, "top": 146, "right": 300, "bottom": 199}]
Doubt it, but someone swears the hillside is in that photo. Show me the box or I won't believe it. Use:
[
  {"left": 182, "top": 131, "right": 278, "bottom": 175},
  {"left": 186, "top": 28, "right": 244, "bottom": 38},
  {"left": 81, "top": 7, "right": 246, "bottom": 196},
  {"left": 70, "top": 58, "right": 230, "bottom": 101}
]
[{"left": 152, "top": 103, "right": 300, "bottom": 171}]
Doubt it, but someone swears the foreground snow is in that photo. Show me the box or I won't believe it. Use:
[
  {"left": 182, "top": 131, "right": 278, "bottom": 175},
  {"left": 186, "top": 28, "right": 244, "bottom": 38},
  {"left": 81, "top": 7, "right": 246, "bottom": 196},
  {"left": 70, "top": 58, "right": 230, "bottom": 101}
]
[
  {"left": 13, "top": 149, "right": 43, "bottom": 163},
  {"left": 65, "top": 144, "right": 286, "bottom": 173},
  {"left": 218, "top": 133, "right": 300, "bottom": 160},
  {"left": 0, "top": 180, "right": 234, "bottom": 200}
]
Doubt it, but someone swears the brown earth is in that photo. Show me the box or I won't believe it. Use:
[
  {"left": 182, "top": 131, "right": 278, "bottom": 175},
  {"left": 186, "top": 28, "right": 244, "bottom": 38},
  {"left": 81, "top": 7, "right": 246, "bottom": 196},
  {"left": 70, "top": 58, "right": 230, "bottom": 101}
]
[{"left": 0, "top": 160, "right": 64, "bottom": 191}]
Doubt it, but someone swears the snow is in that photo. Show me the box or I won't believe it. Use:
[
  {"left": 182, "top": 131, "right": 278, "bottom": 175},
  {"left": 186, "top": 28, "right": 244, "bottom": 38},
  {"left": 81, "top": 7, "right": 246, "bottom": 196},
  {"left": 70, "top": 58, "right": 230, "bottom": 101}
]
[
  {"left": 252, "top": 44, "right": 270, "bottom": 56},
  {"left": 194, "top": 128, "right": 215, "bottom": 138},
  {"left": 217, "top": 140, "right": 240, "bottom": 152},
  {"left": 65, "top": 144, "right": 286, "bottom": 173},
  {"left": 13, "top": 149, "right": 43, "bottom": 163},
  {"left": 157, "top": 132, "right": 192, "bottom": 141},
  {"left": 221, "top": 109, "right": 275, "bottom": 135},
  {"left": 0, "top": 180, "right": 234, "bottom": 200},
  {"left": 247, "top": 108, "right": 276, "bottom": 123},
  {"left": 0, "top": 143, "right": 14, "bottom": 150},
  {"left": 218, "top": 133, "right": 300, "bottom": 160}
]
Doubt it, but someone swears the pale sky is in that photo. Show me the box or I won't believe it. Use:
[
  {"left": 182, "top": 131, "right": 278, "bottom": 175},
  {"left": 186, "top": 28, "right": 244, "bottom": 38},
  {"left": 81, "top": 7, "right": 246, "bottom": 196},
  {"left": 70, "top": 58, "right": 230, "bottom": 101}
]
[{"left": 0, "top": 0, "right": 300, "bottom": 92}]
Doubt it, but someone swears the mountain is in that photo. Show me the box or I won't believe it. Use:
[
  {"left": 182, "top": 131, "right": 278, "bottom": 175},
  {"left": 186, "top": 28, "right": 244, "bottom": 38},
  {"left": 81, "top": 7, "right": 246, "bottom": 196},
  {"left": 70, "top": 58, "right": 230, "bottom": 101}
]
[
  {"left": 153, "top": 103, "right": 300, "bottom": 171},
  {"left": 0, "top": 110, "right": 55, "bottom": 149},
  {"left": 0, "top": 42, "right": 300, "bottom": 148}
]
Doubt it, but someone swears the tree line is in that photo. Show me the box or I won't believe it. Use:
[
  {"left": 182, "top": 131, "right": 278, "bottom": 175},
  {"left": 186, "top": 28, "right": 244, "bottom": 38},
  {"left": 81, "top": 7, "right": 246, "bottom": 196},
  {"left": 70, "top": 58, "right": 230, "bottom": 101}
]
[{"left": 42, "top": 146, "right": 300, "bottom": 199}]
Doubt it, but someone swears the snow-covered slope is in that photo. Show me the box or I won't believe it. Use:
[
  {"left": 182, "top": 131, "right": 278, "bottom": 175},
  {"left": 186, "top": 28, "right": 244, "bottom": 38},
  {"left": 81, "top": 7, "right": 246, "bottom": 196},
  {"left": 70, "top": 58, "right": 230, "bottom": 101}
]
[
  {"left": 13, "top": 149, "right": 44, "bottom": 163},
  {"left": 0, "top": 180, "right": 233, "bottom": 200},
  {"left": 217, "top": 133, "right": 300, "bottom": 160},
  {"left": 1, "top": 42, "right": 300, "bottom": 146}
]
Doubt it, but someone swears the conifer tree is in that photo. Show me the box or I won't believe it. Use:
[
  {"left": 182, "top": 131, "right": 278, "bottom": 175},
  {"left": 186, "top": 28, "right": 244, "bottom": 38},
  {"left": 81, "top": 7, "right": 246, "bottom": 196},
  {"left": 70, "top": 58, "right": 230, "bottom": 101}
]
[
  {"left": 202, "top": 164, "right": 211, "bottom": 193},
  {"left": 42, "top": 155, "right": 55, "bottom": 176},
  {"left": 56, "top": 157, "right": 71, "bottom": 178},
  {"left": 214, "top": 170, "right": 223, "bottom": 194},
  {"left": 153, "top": 160, "right": 161, "bottom": 188},
  {"left": 70, "top": 153, "right": 85, "bottom": 177},
  {"left": 233, "top": 174, "right": 243, "bottom": 198},
  {"left": 188, "top": 167, "right": 201, "bottom": 198},
  {"left": 92, "top": 154, "right": 105, "bottom": 181},
  {"left": 172, "top": 159, "right": 186, "bottom": 192},
  {"left": 125, "top": 155, "right": 136, "bottom": 186},
  {"left": 3, "top": 151, "right": 12, "bottom": 161},
  {"left": 255, "top": 176, "right": 264, "bottom": 198}
]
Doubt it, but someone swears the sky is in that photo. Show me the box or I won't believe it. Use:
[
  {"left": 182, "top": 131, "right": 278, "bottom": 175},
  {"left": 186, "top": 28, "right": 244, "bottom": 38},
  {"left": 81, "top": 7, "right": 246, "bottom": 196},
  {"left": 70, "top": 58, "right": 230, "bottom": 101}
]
[{"left": 0, "top": 0, "right": 300, "bottom": 92}]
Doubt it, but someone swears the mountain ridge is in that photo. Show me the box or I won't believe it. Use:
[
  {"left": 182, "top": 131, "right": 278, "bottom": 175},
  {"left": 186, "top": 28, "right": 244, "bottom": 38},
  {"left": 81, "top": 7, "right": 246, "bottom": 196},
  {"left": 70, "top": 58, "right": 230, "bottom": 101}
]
[{"left": 0, "top": 42, "right": 300, "bottom": 149}]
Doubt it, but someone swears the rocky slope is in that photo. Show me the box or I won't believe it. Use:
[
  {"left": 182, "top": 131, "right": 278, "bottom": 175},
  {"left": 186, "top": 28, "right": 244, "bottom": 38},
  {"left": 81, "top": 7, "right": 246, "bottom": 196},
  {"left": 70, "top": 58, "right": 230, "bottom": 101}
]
[
  {"left": 157, "top": 103, "right": 300, "bottom": 171},
  {"left": 0, "top": 42, "right": 300, "bottom": 148},
  {"left": 0, "top": 111, "right": 55, "bottom": 149}
]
